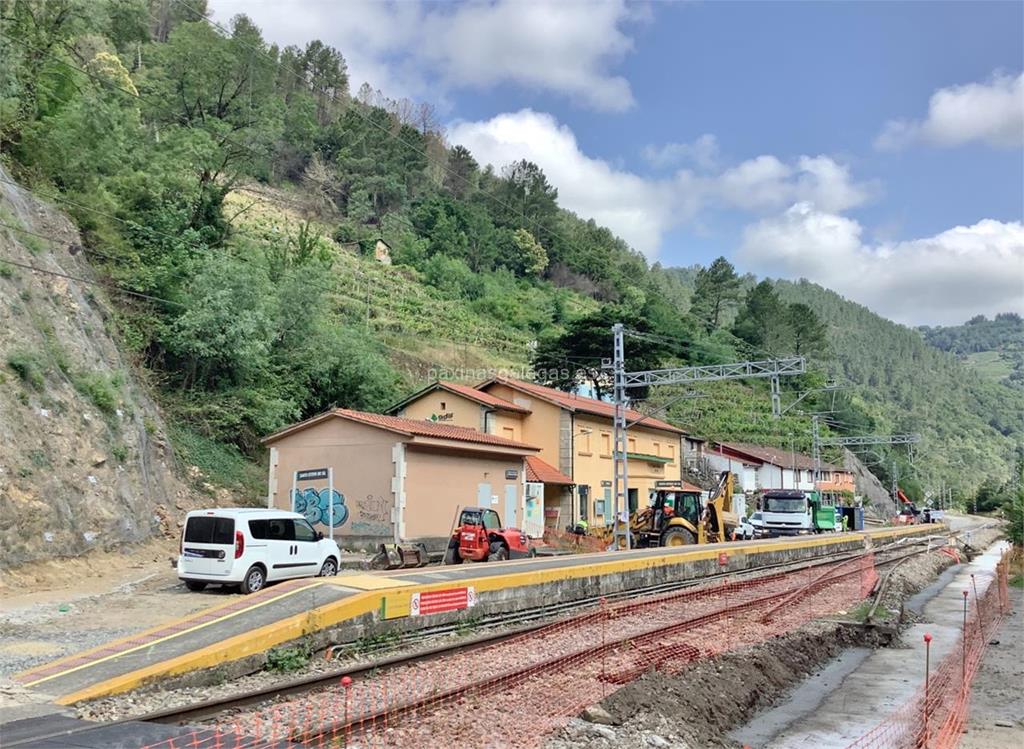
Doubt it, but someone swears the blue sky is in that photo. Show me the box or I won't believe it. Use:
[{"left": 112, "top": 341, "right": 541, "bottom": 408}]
[{"left": 212, "top": 1, "right": 1023, "bottom": 324}]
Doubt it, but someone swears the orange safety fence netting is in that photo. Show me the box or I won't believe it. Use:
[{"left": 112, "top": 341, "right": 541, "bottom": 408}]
[
  {"left": 846, "top": 548, "right": 1012, "bottom": 749},
  {"left": 140, "top": 553, "right": 879, "bottom": 749}
]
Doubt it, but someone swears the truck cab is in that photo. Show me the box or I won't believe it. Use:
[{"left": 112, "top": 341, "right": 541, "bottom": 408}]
[{"left": 758, "top": 490, "right": 814, "bottom": 536}]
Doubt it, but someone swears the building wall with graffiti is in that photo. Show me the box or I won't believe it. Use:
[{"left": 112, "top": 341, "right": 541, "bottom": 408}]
[
  {"left": 267, "top": 418, "right": 398, "bottom": 549},
  {"left": 264, "top": 410, "right": 536, "bottom": 552}
]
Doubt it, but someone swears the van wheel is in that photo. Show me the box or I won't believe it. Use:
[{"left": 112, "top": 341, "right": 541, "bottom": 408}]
[
  {"left": 240, "top": 565, "right": 266, "bottom": 594},
  {"left": 184, "top": 580, "right": 207, "bottom": 592},
  {"left": 487, "top": 543, "right": 508, "bottom": 562},
  {"left": 319, "top": 558, "right": 338, "bottom": 577}
]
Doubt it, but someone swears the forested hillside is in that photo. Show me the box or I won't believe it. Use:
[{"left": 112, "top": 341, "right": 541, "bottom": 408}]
[
  {"left": 775, "top": 281, "right": 1023, "bottom": 494},
  {"left": 919, "top": 313, "right": 1024, "bottom": 389},
  {"left": 0, "top": 0, "right": 1017, "bottom": 533}
]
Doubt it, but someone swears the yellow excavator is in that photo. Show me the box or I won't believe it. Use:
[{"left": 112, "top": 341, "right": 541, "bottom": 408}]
[{"left": 599, "top": 471, "right": 739, "bottom": 548}]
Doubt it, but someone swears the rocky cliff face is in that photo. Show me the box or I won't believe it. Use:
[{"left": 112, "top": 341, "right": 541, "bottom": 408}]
[
  {"left": 0, "top": 168, "right": 196, "bottom": 568},
  {"left": 843, "top": 449, "right": 897, "bottom": 519}
]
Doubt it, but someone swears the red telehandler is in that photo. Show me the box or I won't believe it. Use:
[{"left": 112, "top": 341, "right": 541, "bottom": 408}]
[{"left": 443, "top": 506, "right": 535, "bottom": 564}]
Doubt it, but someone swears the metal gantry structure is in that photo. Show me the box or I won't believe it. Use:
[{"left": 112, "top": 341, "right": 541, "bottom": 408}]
[
  {"left": 606, "top": 324, "right": 807, "bottom": 550},
  {"left": 810, "top": 414, "right": 921, "bottom": 489}
]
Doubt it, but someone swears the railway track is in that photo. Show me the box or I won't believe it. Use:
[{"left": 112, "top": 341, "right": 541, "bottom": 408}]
[{"left": 6, "top": 530, "right": 959, "bottom": 749}]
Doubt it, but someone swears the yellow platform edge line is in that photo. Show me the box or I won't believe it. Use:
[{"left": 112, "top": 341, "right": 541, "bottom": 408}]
[
  {"left": 56, "top": 591, "right": 380, "bottom": 705},
  {"left": 22, "top": 581, "right": 328, "bottom": 688},
  {"left": 48, "top": 524, "right": 938, "bottom": 702},
  {"left": 14, "top": 579, "right": 324, "bottom": 681}
]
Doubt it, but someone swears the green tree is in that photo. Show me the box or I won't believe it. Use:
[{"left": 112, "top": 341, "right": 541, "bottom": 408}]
[
  {"left": 786, "top": 302, "right": 829, "bottom": 357},
  {"left": 532, "top": 307, "right": 673, "bottom": 400},
  {"left": 511, "top": 228, "right": 548, "bottom": 276},
  {"left": 733, "top": 280, "right": 791, "bottom": 355},
  {"left": 691, "top": 256, "right": 742, "bottom": 332},
  {"left": 443, "top": 145, "right": 479, "bottom": 198}
]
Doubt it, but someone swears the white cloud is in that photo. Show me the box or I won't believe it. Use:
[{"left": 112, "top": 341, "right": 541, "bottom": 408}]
[
  {"left": 716, "top": 154, "right": 876, "bottom": 214},
  {"left": 450, "top": 110, "right": 877, "bottom": 259},
  {"left": 449, "top": 110, "right": 684, "bottom": 256},
  {"left": 876, "top": 72, "right": 1024, "bottom": 150},
  {"left": 211, "top": 0, "right": 641, "bottom": 112},
  {"left": 642, "top": 134, "right": 719, "bottom": 170},
  {"left": 738, "top": 203, "right": 1024, "bottom": 325}
]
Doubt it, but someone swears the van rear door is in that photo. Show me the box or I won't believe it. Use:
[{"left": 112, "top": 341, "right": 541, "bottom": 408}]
[{"left": 181, "top": 515, "right": 235, "bottom": 577}]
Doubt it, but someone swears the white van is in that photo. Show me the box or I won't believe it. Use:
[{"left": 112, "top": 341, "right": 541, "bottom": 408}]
[{"left": 177, "top": 509, "right": 342, "bottom": 594}]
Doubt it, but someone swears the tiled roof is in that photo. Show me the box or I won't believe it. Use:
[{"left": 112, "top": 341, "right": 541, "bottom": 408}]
[
  {"left": 480, "top": 377, "right": 686, "bottom": 434},
  {"left": 437, "top": 381, "right": 531, "bottom": 413},
  {"left": 263, "top": 409, "right": 538, "bottom": 451},
  {"left": 715, "top": 441, "right": 844, "bottom": 473},
  {"left": 524, "top": 456, "right": 574, "bottom": 485}
]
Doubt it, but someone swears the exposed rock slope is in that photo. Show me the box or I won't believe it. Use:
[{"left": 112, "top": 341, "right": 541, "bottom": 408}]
[{"left": 0, "top": 168, "right": 196, "bottom": 568}]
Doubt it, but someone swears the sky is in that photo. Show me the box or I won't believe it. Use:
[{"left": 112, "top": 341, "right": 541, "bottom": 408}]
[{"left": 210, "top": 0, "right": 1024, "bottom": 326}]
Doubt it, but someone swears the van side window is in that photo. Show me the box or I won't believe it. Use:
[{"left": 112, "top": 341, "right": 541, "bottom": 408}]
[
  {"left": 248, "top": 519, "right": 268, "bottom": 539},
  {"left": 294, "top": 520, "right": 317, "bottom": 542},
  {"left": 184, "top": 516, "right": 234, "bottom": 544},
  {"left": 267, "top": 518, "right": 295, "bottom": 541}
]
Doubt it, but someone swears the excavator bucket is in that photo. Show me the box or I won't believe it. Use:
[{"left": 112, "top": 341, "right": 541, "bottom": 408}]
[{"left": 369, "top": 542, "right": 431, "bottom": 570}]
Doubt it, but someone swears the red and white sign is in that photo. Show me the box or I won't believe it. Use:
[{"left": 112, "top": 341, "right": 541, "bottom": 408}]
[{"left": 410, "top": 586, "right": 478, "bottom": 616}]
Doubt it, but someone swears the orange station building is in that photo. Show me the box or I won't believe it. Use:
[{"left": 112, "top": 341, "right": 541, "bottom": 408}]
[{"left": 390, "top": 378, "right": 689, "bottom": 534}]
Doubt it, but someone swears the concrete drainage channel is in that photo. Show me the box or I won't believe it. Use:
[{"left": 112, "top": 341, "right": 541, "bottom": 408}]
[
  {"left": 545, "top": 526, "right": 1005, "bottom": 749},
  {"left": 735, "top": 539, "right": 1011, "bottom": 749}
]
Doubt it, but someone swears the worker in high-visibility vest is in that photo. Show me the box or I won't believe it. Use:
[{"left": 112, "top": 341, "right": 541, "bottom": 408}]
[{"left": 573, "top": 518, "right": 588, "bottom": 545}]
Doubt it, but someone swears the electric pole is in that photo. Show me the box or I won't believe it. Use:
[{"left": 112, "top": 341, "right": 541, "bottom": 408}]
[{"left": 606, "top": 325, "right": 806, "bottom": 550}]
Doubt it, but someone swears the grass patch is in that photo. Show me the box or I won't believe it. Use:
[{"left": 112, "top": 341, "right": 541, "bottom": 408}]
[
  {"left": 6, "top": 349, "right": 46, "bottom": 389},
  {"left": 265, "top": 641, "right": 313, "bottom": 673},
  {"left": 1010, "top": 574, "right": 1023, "bottom": 589},
  {"left": 353, "top": 630, "right": 401, "bottom": 655},
  {"left": 169, "top": 424, "right": 265, "bottom": 496},
  {"left": 0, "top": 206, "right": 46, "bottom": 254},
  {"left": 71, "top": 371, "right": 121, "bottom": 414},
  {"left": 0, "top": 260, "right": 14, "bottom": 278}
]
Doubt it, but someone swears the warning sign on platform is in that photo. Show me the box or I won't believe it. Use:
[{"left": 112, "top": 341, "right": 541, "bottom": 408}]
[{"left": 410, "top": 586, "right": 477, "bottom": 616}]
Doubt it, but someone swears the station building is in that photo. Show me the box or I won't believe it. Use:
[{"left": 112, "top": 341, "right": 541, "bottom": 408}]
[
  {"left": 262, "top": 408, "right": 538, "bottom": 550},
  {"left": 390, "top": 378, "right": 688, "bottom": 534}
]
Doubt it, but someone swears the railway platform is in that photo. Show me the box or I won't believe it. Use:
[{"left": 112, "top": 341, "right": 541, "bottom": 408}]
[{"left": 12, "top": 525, "right": 938, "bottom": 706}]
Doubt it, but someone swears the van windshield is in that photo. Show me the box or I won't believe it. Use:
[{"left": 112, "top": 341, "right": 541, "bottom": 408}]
[{"left": 184, "top": 516, "right": 234, "bottom": 544}]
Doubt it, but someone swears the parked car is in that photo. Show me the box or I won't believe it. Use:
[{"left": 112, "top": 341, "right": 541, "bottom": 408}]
[
  {"left": 738, "top": 512, "right": 765, "bottom": 540},
  {"left": 177, "top": 509, "right": 341, "bottom": 594}
]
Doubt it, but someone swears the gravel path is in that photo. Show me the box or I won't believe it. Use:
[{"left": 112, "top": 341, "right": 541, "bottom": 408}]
[{"left": 960, "top": 579, "right": 1024, "bottom": 748}]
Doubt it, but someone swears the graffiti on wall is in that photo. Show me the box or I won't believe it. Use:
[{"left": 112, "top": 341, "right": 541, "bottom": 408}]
[
  {"left": 351, "top": 494, "right": 391, "bottom": 536},
  {"left": 291, "top": 488, "right": 348, "bottom": 528}
]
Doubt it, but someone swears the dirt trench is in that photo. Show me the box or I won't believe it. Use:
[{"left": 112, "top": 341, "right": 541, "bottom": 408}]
[{"left": 548, "top": 528, "right": 1003, "bottom": 749}]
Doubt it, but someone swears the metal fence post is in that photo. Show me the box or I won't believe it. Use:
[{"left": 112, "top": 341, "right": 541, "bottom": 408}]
[
  {"left": 923, "top": 632, "right": 932, "bottom": 748},
  {"left": 961, "top": 590, "right": 969, "bottom": 694}
]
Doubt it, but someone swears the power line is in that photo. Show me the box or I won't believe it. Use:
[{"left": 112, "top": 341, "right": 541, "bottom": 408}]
[{"left": 0, "top": 248, "right": 185, "bottom": 308}]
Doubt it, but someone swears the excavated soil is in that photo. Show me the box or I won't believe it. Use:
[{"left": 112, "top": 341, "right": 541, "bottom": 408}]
[
  {"left": 548, "top": 527, "right": 1002, "bottom": 749},
  {"left": 546, "top": 621, "right": 890, "bottom": 749}
]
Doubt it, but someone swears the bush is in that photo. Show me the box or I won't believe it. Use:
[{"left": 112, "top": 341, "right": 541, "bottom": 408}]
[
  {"left": 1005, "top": 488, "right": 1023, "bottom": 547},
  {"left": 168, "top": 424, "right": 265, "bottom": 496},
  {"left": 265, "top": 641, "right": 312, "bottom": 673},
  {"left": 72, "top": 371, "right": 121, "bottom": 414},
  {"left": 7, "top": 350, "right": 45, "bottom": 389}
]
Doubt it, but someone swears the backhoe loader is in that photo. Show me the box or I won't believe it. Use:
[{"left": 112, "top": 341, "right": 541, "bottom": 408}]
[{"left": 599, "top": 471, "right": 739, "bottom": 548}]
